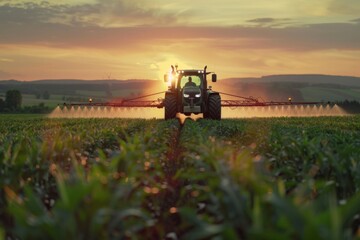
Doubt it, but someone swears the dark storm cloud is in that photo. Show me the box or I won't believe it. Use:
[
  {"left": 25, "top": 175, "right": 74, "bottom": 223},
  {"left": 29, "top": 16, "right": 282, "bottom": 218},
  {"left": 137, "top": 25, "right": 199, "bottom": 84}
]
[
  {"left": 245, "top": 18, "right": 294, "bottom": 28},
  {"left": 246, "top": 18, "right": 292, "bottom": 24},
  {"left": 90, "top": 0, "right": 178, "bottom": 24},
  {"left": 0, "top": 3, "right": 61, "bottom": 23},
  {"left": 1, "top": 21, "right": 359, "bottom": 51},
  {"left": 0, "top": 1, "right": 178, "bottom": 27},
  {"left": 0, "top": 3, "right": 359, "bottom": 51},
  {"left": 250, "top": 22, "right": 360, "bottom": 51},
  {"left": 247, "top": 18, "right": 275, "bottom": 23}
]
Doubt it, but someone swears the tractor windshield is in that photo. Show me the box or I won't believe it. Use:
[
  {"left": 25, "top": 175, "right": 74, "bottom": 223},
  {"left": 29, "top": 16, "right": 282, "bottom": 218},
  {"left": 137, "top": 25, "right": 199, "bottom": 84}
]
[{"left": 179, "top": 75, "right": 202, "bottom": 88}]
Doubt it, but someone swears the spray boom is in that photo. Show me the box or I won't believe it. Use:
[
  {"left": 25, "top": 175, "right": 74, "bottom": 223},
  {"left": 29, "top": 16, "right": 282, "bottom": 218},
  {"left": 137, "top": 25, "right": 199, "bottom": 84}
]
[{"left": 58, "top": 65, "right": 339, "bottom": 119}]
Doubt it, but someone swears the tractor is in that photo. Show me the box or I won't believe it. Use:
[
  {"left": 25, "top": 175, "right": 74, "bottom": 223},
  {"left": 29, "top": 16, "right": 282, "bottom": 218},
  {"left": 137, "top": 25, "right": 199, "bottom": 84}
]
[
  {"left": 163, "top": 65, "right": 221, "bottom": 120},
  {"left": 62, "top": 64, "right": 322, "bottom": 120}
]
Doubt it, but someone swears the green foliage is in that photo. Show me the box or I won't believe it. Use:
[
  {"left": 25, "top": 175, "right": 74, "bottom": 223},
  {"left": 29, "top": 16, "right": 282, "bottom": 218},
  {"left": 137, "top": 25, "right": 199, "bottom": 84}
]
[
  {"left": 0, "top": 98, "right": 5, "bottom": 111},
  {"left": 42, "top": 91, "right": 50, "bottom": 100},
  {"left": 5, "top": 90, "right": 22, "bottom": 110},
  {"left": 1, "top": 115, "right": 360, "bottom": 239}
]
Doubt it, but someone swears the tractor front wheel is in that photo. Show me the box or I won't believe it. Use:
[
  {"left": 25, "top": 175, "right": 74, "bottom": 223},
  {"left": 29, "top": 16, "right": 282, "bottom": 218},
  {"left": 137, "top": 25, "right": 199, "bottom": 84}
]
[
  {"left": 207, "top": 94, "right": 221, "bottom": 120},
  {"left": 164, "top": 94, "right": 177, "bottom": 120}
]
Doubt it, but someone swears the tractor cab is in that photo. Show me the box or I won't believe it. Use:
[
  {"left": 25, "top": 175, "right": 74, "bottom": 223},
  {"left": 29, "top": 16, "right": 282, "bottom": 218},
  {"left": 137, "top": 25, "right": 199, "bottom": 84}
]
[
  {"left": 178, "top": 72, "right": 203, "bottom": 89},
  {"left": 176, "top": 71, "right": 205, "bottom": 115}
]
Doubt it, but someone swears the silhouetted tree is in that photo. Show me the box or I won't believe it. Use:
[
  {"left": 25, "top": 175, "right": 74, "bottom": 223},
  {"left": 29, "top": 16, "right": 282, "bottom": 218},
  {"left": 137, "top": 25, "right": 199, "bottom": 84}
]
[
  {"left": 0, "top": 98, "right": 5, "bottom": 111},
  {"left": 5, "top": 90, "right": 22, "bottom": 110},
  {"left": 22, "top": 102, "right": 51, "bottom": 114},
  {"left": 338, "top": 100, "right": 360, "bottom": 114}
]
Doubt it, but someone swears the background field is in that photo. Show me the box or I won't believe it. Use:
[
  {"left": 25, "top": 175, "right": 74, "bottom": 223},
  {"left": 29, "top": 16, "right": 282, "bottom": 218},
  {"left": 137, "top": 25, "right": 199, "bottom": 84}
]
[
  {"left": 300, "top": 87, "right": 360, "bottom": 102},
  {"left": 1, "top": 115, "right": 360, "bottom": 239},
  {"left": 21, "top": 94, "right": 67, "bottom": 108},
  {"left": 2, "top": 74, "right": 360, "bottom": 108}
]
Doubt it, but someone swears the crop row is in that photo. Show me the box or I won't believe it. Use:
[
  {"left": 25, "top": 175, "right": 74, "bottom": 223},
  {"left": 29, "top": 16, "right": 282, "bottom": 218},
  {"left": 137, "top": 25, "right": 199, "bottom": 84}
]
[
  {"left": 1, "top": 115, "right": 360, "bottom": 239},
  {"left": 1, "top": 117, "right": 181, "bottom": 239},
  {"left": 174, "top": 117, "right": 360, "bottom": 239}
]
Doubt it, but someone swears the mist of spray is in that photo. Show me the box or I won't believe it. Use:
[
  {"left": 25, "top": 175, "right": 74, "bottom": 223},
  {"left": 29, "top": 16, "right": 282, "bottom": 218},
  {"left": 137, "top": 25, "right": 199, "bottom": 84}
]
[
  {"left": 222, "top": 104, "right": 348, "bottom": 118},
  {"left": 49, "top": 104, "right": 348, "bottom": 120},
  {"left": 48, "top": 106, "right": 164, "bottom": 119}
]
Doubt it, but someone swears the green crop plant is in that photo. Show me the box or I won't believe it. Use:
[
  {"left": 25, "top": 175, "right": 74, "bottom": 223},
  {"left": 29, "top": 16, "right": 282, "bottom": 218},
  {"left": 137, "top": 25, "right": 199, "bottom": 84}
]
[{"left": 1, "top": 115, "right": 360, "bottom": 239}]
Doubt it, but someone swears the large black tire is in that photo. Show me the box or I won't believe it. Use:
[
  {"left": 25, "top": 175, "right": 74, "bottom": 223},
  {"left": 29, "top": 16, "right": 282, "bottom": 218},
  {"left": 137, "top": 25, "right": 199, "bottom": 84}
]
[
  {"left": 164, "top": 94, "right": 177, "bottom": 120},
  {"left": 203, "top": 108, "right": 209, "bottom": 119},
  {"left": 207, "top": 94, "right": 221, "bottom": 120}
]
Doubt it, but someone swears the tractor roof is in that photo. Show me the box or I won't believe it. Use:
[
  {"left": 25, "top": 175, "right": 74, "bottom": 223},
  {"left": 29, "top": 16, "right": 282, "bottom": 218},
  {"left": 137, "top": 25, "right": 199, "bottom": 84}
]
[{"left": 177, "top": 69, "right": 205, "bottom": 75}]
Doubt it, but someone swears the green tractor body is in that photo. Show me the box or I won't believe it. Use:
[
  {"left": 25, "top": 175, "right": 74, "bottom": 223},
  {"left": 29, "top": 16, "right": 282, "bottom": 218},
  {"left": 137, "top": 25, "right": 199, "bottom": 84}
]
[{"left": 164, "top": 65, "right": 221, "bottom": 120}]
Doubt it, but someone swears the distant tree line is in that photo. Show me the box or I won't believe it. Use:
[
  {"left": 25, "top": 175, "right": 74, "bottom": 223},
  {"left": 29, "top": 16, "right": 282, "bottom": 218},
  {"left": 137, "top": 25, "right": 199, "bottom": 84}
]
[
  {"left": 0, "top": 90, "right": 22, "bottom": 111},
  {"left": 63, "top": 96, "right": 104, "bottom": 103},
  {"left": 337, "top": 100, "right": 360, "bottom": 114},
  {"left": 1, "top": 89, "right": 360, "bottom": 114},
  {"left": 0, "top": 90, "right": 51, "bottom": 113},
  {"left": 35, "top": 91, "right": 50, "bottom": 100}
]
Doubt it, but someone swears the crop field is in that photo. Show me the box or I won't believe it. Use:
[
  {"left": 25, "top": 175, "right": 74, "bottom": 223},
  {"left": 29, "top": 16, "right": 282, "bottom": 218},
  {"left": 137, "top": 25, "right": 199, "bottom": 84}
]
[
  {"left": 1, "top": 115, "right": 360, "bottom": 239},
  {"left": 299, "top": 87, "right": 360, "bottom": 102},
  {"left": 21, "top": 94, "right": 67, "bottom": 108}
]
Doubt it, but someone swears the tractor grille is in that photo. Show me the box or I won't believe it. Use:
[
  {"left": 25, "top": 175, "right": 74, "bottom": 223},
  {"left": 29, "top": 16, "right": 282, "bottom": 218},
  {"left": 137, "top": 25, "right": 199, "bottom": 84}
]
[{"left": 183, "top": 87, "right": 202, "bottom": 105}]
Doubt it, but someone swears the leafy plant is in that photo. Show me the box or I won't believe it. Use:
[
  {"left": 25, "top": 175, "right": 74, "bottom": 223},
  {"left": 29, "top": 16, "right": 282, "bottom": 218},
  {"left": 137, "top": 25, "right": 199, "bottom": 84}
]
[{"left": 1, "top": 115, "right": 360, "bottom": 239}]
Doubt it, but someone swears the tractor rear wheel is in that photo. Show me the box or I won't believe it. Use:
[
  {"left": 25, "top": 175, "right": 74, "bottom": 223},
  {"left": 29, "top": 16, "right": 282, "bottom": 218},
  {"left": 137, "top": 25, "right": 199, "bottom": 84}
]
[
  {"left": 164, "top": 94, "right": 177, "bottom": 120},
  {"left": 203, "top": 111, "right": 208, "bottom": 119},
  {"left": 207, "top": 94, "right": 221, "bottom": 120}
]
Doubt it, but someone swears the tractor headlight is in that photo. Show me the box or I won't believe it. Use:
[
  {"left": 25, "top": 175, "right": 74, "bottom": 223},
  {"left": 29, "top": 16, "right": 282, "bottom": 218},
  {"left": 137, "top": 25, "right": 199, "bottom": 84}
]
[
  {"left": 183, "top": 93, "right": 190, "bottom": 98},
  {"left": 195, "top": 93, "right": 201, "bottom": 98}
]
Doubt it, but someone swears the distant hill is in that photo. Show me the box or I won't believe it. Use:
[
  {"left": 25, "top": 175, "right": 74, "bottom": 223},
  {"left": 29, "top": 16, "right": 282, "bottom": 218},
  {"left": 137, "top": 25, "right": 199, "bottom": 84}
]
[
  {"left": 1, "top": 74, "right": 360, "bottom": 106},
  {"left": 221, "top": 74, "right": 360, "bottom": 87},
  {"left": 211, "top": 74, "right": 360, "bottom": 102},
  {"left": 0, "top": 79, "right": 164, "bottom": 96},
  {"left": 0, "top": 79, "right": 166, "bottom": 107}
]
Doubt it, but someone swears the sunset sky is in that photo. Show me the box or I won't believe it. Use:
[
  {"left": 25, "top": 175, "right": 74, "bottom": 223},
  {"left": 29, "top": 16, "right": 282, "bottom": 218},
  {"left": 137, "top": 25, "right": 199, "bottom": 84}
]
[{"left": 0, "top": 0, "right": 359, "bottom": 80}]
